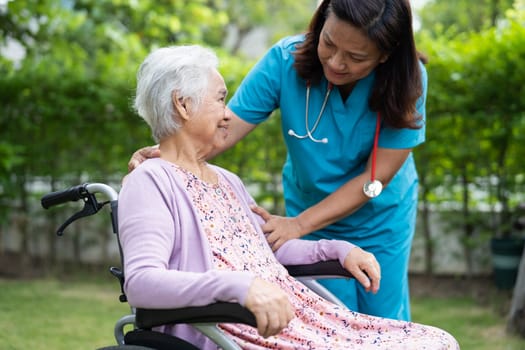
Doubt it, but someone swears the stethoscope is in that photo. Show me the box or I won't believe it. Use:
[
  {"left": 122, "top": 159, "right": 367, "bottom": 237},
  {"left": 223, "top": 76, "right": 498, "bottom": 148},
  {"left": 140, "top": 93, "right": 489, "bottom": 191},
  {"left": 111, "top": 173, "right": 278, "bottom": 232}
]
[
  {"left": 288, "top": 81, "right": 383, "bottom": 198},
  {"left": 288, "top": 80, "right": 332, "bottom": 144}
]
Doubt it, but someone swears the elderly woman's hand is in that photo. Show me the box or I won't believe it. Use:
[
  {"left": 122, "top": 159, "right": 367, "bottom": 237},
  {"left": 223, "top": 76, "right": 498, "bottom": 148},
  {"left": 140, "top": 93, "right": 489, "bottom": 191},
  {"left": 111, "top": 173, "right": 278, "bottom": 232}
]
[
  {"left": 127, "top": 145, "right": 160, "bottom": 172},
  {"left": 343, "top": 247, "right": 381, "bottom": 294},
  {"left": 245, "top": 277, "right": 295, "bottom": 338}
]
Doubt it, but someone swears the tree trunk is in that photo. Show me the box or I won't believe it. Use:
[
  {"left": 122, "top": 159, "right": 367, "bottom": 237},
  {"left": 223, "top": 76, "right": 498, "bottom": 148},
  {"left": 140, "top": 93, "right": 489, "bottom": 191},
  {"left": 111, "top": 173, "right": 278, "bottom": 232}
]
[
  {"left": 507, "top": 245, "right": 525, "bottom": 337},
  {"left": 490, "top": 0, "right": 501, "bottom": 26},
  {"left": 17, "top": 174, "right": 32, "bottom": 268},
  {"left": 460, "top": 168, "right": 474, "bottom": 277},
  {"left": 48, "top": 177, "right": 58, "bottom": 266}
]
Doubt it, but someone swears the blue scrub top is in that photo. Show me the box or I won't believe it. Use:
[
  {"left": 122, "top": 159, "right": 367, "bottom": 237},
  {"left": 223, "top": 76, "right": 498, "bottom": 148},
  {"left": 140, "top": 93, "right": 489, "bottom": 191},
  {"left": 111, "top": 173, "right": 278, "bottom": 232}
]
[{"left": 228, "top": 35, "right": 428, "bottom": 243}]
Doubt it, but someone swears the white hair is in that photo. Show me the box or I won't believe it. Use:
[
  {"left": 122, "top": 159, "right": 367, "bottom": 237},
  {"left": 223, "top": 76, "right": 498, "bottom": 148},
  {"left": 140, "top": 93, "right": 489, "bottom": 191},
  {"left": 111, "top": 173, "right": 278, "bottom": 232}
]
[{"left": 133, "top": 45, "right": 219, "bottom": 143}]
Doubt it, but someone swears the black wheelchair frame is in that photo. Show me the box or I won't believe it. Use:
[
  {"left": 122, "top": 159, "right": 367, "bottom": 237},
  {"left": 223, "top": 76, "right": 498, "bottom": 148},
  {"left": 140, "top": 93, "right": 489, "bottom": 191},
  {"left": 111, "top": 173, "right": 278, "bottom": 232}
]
[{"left": 41, "top": 183, "right": 352, "bottom": 350}]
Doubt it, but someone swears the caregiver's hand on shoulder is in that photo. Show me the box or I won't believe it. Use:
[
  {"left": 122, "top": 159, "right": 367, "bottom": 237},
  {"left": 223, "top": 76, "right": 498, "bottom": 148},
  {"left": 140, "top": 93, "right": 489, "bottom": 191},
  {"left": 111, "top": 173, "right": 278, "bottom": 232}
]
[
  {"left": 343, "top": 247, "right": 381, "bottom": 294},
  {"left": 127, "top": 145, "right": 160, "bottom": 172},
  {"left": 251, "top": 205, "right": 303, "bottom": 251},
  {"left": 245, "top": 277, "right": 295, "bottom": 338}
]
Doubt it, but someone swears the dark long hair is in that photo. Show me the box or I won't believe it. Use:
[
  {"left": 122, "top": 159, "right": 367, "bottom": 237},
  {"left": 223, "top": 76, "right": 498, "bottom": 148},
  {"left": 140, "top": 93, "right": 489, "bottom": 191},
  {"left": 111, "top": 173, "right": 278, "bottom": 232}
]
[{"left": 293, "top": 0, "right": 425, "bottom": 129}]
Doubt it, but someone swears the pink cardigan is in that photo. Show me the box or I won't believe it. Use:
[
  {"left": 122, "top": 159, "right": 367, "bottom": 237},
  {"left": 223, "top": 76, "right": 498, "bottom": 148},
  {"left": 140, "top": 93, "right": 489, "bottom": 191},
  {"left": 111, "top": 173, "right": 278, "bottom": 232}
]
[{"left": 118, "top": 158, "right": 355, "bottom": 349}]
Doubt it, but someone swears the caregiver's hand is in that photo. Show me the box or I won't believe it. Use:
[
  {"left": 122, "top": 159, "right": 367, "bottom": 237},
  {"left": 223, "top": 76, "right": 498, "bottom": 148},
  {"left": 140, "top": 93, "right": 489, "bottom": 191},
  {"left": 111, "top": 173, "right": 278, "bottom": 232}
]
[
  {"left": 251, "top": 205, "right": 304, "bottom": 251},
  {"left": 342, "top": 247, "right": 381, "bottom": 294},
  {"left": 128, "top": 145, "right": 160, "bottom": 172}
]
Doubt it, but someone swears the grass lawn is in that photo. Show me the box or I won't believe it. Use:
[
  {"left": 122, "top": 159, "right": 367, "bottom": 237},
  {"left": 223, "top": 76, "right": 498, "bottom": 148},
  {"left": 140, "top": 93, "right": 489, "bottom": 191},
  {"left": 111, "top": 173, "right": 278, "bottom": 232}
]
[
  {"left": 0, "top": 276, "right": 523, "bottom": 350},
  {"left": 412, "top": 296, "right": 524, "bottom": 350},
  {"left": 0, "top": 276, "right": 130, "bottom": 350}
]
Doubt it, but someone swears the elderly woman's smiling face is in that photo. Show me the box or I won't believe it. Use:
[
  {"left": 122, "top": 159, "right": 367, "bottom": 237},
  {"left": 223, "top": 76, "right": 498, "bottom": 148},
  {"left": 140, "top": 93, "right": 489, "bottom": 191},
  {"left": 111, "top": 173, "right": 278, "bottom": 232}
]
[{"left": 186, "top": 68, "right": 231, "bottom": 151}]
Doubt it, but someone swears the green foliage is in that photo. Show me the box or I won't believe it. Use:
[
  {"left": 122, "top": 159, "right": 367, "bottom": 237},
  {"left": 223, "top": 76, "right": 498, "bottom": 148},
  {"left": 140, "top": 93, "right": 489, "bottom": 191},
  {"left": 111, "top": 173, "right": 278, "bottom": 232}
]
[
  {"left": 0, "top": 0, "right": 311, "bottom": 185},
  {"left": 72, "top": 0, "right": 230, "bottom": 47},
  {"left": 2, "top": 0, "right": 525, "bottom": 276},
  {"left": 0, "top": 0, "right": 311, "bottom": 261},
  {"left": 224, "top": 0, "right": 316, "bottom": 50},
  {"left": 415, "top": 1, "right": 525, "bottom": 258},
  {"left": 419, "top": 0, "right": 516, "bottom": 35}
]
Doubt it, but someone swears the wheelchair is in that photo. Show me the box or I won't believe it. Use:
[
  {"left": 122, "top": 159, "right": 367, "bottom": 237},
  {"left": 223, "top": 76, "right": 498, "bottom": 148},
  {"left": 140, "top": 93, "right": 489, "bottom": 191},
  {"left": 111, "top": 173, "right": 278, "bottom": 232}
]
[{"left": 41, "top": 182, "right": 353, "bottom": 350}]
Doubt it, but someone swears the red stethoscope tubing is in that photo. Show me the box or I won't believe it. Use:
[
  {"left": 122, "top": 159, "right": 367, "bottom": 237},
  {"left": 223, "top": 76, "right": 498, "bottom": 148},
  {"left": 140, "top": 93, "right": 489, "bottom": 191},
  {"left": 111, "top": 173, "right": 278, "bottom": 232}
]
[
  {"left": 362, "top": 111, "right": 383, "bottom": 198},
  {"left": 371, "top": 112, "right": 381, "bottom": 182}
]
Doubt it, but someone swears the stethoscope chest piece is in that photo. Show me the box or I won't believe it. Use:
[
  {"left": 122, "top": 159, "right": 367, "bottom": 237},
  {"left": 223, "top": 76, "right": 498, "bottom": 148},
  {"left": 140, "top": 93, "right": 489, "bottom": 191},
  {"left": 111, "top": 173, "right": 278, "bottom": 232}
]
[{"left": 363, "top": 180, "right": 383, "bottom": 198}]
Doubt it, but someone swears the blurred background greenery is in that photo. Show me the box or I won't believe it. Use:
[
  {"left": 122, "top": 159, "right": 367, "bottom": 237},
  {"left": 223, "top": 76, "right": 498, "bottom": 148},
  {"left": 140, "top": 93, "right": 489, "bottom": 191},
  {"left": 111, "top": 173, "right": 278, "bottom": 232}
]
[{"left": 1, "top": 0, "right": 525, "bottom": 348}]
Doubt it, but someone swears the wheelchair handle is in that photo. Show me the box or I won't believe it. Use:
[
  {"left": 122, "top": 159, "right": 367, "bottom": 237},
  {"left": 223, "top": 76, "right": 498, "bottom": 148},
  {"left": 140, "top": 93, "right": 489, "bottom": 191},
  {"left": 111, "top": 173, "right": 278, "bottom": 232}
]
[
  {"left": 41, "top": 183, "right": 119, "bottom": 236},
  {"left": 41, "top": 184, "right": 89, "bottom": 209},
  {"left": 41, "top": 183, "right": 119, "bottom": 209}
]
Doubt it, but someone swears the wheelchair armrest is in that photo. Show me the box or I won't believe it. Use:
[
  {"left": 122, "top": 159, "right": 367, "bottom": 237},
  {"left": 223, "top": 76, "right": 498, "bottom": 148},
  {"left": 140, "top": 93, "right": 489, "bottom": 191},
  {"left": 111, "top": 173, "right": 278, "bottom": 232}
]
[
  {"left": 135, "top": 261, "right": 350, "bottom": 330},
  {"left": 284, "top": 260, "right": 353, "bottom": 279},
  {"left": 135, "top": 302, "right": 257, "bottom": 329}
]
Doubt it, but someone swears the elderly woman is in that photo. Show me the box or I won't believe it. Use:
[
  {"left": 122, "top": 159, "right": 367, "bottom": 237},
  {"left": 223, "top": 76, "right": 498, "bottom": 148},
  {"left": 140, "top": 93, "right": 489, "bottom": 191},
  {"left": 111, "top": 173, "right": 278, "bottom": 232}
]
[{"left": 119, "top": 45, "right": 459, "bottom": 350}]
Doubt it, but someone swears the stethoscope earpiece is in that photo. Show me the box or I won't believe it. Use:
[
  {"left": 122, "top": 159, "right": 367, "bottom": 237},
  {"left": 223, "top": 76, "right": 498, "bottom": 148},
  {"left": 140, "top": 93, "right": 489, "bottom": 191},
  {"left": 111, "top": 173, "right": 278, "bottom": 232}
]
[{"left": 288, "top": 129, "right": 328, "bottom": 144}]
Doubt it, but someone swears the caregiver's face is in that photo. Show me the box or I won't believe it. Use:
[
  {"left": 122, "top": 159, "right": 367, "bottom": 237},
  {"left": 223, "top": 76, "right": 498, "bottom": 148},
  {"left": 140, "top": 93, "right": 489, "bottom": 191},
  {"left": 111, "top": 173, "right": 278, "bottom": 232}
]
[{"left": 318, "top": 11, "right": 387, "bottom": 88}]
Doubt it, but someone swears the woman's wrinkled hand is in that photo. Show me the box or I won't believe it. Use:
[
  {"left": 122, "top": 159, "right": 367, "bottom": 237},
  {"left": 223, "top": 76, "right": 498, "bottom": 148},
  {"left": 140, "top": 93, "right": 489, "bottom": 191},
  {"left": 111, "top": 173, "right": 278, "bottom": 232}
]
[
  {"left": 245, "top": 277, "right": 295, "bottom": 338},
  {"left": 251, "top": 205, "right": 303, "bottom": 251},
  {"left": 127, "top": 145, "right": 160, "bottom": 172},
  {"left": 343, "top": 247, "right": 381, "bottom": 294}
]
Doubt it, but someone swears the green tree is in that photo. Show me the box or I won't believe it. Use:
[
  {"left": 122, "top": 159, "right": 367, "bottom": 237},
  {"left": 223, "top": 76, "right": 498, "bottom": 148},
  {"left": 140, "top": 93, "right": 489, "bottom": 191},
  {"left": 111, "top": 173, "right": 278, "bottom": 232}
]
[
  {"left": 419, "top": 0, "right": 515, "bottom": 34},
  {"left": 415, "top": 1, "right": 525, "bottom": 276},
  {"left": 0, "top": 0, "right": 313, "bottom": 268}
]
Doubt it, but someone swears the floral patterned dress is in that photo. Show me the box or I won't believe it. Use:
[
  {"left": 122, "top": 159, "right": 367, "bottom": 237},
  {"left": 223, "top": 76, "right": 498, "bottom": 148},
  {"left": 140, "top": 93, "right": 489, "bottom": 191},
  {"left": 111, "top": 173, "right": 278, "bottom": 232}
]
[{"left": 173, "top": 166, "right": 459, "bottom": 350}]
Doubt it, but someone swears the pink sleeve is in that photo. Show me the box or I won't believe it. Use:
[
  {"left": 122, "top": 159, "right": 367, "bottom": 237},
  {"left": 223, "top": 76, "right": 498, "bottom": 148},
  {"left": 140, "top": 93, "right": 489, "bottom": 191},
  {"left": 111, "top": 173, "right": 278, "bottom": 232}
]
[{"left": 273, "top": 239, "right": 355, "bottom": 267}]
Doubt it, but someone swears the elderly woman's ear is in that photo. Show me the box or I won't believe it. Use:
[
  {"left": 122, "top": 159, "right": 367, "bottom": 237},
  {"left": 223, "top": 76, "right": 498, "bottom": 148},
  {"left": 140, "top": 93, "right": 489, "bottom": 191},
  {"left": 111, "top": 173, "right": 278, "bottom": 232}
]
[{"left": 172, "top": 91, "right": 191, "bottom": 121}]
